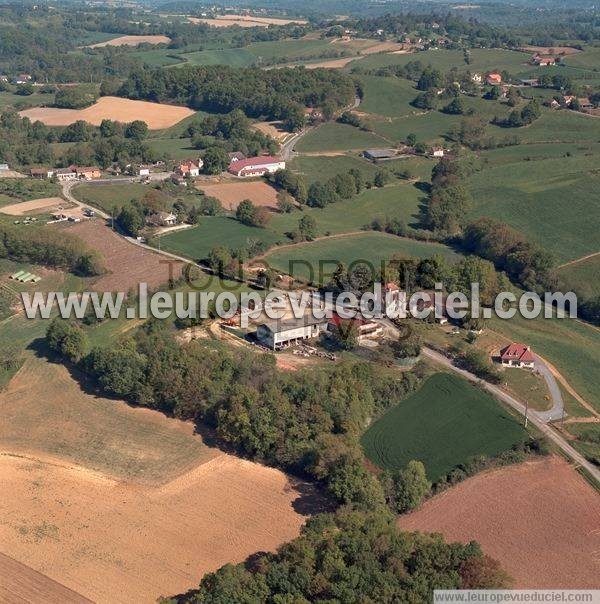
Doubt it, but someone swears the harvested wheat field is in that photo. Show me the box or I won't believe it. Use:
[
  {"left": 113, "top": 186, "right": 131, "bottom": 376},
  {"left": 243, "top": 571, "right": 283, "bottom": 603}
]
[
  {"left": 398, "top": 456, "right": 600, "bottom": 589},
  {"left": 86, "top": 35, "right": 171, "bottom": 48},
  {"left": 0, "top": 197, "right": 66, "bottom": 216},
  {"left": 0, "top": 357, "right": 319, "bottom": 603},
  {"left": 520, "top": 45, "right": 581, "bottom": 55},
  {"left": 252, "top": 120, "right": 290, "bottom": 141},
  {"left": 66, "top": 220, "right": 183, "bottom": 291},
  {"left": 189, "top": 15, "right": 306, "bottom": 27},
  {"left": 19, "top": 97, "right": 194, "bottom": 130},
  {"left": 198, "top": 180, "right": 279, "bottom": 211}
]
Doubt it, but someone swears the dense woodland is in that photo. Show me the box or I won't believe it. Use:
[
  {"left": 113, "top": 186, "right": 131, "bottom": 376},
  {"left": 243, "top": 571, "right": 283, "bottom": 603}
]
[{"left": 117, "top": 65, "right": 356, "bottom": 129}]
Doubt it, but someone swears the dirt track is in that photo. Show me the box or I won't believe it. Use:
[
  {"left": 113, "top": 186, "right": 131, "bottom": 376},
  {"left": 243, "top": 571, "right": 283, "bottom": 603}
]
[
  {"left": 398, "top": 456, "right": 600, "bottom": 589},
  {"left": 0, "top": 197, "right": 66, "bottom": 216},
  {"left": 19, "top": 97, "right": 194, "bottom": 130}
]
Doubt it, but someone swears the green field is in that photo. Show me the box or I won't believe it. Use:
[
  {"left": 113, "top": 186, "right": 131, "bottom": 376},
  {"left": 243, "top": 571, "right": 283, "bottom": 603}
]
[
  {"left": 349, "top": 48, "right": 530, "bottom": 74},
  {"left": 490, "top": 313, "right": 600, "bottom": 413},
  {"left": 562, "top": 422, "right": 600, "bottom": 466},
  {"left": 72, "top": 183, "right": 149, "bottom": 214},
  {"left": 359, "top": 75, "right": 418, "bottom": 118},
  {"left": 557, "top": 255, "right": 600, "bottom": 300},
  {"left": 296, "top": 122, "right": 388, "bottom": 152},
  {"left": 146, "top": 136, "right": 197, "bottom": 159},
  {"left": 469, "top": 151, "right": 600, "bottom": 263},
  {"left": 361, "top": 372, "right": 528, "bottom": 481},
  {"left": 0, "top": 90, "right": 51, "bottom": 110},
  {"left": 263, "top": 231, "right": 460, "bottom": 283},
  {"left": 160, "top": 216, "right": 283, "bottom": 261},
  {"left": 562, "top": 46, "right": 600, "bottom": 71},
  {"left": 176, "top": 48, "right": 256, "bottom": 67}
]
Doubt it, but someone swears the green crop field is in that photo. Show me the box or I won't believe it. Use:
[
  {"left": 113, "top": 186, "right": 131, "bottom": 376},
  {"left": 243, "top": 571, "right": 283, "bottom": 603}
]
[
  {"left": 176, "top": 48, "right": 256, "bottom": 67},
  {"left": 349, "top": 48, "right": 530, "bottom": 74},
  {"left": 72, "top": 183, "right": 148, "bottom": 214},
  {"left": 361, "top": 372, "right": 528, "bottom": 481},
  {"left": 271, "top": 183, "right": 425, "bottom": 235},
  {"left": 146, "top": 136, "right": 197, "bottom": 159},
  {"left": 557, "top": 255, "right": 600, "bottom": 300},
  {"left": 358, "top": 76, "right": 417, "bottom": 117},
  {"left": 136, "top": 48, "right": 186, "bottom": 66},
  {"left": 159, "top": 216, "right": 283, "bottom": 261},
  {"left": 263, "top": 231, "right": 460, "bottom": 283},
  {"left": 296, "top": 122, "right": 388, "bottom": 152},
  {"left": 291, "top": 154, "right": 385, "bottom": 184},
  {"left": 469, "top": 151, "right": 600, "bottom": 263},
  {"left": 562, "top": 46, "right": 600, "bottom": 71}
]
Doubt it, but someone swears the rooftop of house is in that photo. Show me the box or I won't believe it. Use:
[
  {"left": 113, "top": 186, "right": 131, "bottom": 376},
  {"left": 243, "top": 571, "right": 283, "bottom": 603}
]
[
  {"left": 260, "top": 315, "right": 328, "bottom": 334},
  {"left": 499, "top": 343, "right": 535, "bottom": 363},
  {"left": 230, "top": 156, "right": 281, "bottom": 170},
  {"left": 364, "top": 148, "right": 396, "bottom": 158}
]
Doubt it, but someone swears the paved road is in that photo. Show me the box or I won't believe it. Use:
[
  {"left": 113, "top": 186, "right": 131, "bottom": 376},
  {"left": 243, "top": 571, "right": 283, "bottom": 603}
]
[
  {"left": 534, "top": 355, "right": 565, "bottom": 423},
  {"left": 421, "top": 346, "right": 600, "bottom": 485},
  {"left": 280, "top": 95, "right": 361, "bottom": 161}
]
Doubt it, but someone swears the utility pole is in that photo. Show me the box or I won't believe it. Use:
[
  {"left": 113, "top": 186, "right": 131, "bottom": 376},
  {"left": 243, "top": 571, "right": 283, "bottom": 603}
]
[{"left": 524, "top": 400, "right": 529, "bottom": 428}]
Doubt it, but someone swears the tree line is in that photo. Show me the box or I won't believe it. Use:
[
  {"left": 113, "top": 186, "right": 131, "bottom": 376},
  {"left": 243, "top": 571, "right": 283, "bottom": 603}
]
[
  {"left": 0, "top": 224, "right": 104, "bottom": 277},
  {"left": 117, "top": 65, "right": 356, "bottom": 131}
]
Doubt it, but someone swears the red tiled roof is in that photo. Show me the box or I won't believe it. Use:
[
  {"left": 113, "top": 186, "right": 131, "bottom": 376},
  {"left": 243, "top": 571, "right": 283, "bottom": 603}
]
[
  {"left": 499, "top": 343, "right": 535, "bottom": 363},
  {"left": 229, "top": 156, "right": 280, "bottom": 170}
]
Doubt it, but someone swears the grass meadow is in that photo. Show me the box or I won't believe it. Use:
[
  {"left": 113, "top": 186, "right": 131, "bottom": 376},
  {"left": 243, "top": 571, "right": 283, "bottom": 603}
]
[
  {"left": 361, "top": 372, "right": 528, "bottom": 481},
  {"left": 557, "top": 255, "right": 600, "bottom": 300},
  {"left": 262, "top": 231, "right": 460, "bottom": 283},
  {"left": 469, "top": 151, "right": 600, "bottom": 263}
]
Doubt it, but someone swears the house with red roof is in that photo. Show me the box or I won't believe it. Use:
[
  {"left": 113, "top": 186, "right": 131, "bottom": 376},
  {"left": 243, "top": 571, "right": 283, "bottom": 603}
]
[
  {"left": 228, "top": 156, "right": 285, "bottom": 177},
  {"left": 498, "top": 343, "right": 535, "bottom": 369},
  {"left": 486, "top": 72, "right": 502, "bottom": 86}
]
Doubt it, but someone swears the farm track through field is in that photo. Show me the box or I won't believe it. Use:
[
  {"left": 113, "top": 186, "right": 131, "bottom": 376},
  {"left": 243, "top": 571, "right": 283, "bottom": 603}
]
[{"left": 557, "top": 250, "right": 600, "bottom": 269}]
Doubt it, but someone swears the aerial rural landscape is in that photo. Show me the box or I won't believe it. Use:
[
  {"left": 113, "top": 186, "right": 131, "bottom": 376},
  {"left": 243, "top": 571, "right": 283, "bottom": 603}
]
[{"left": 0, "top": 0, "right": 599, "bottom": 601}]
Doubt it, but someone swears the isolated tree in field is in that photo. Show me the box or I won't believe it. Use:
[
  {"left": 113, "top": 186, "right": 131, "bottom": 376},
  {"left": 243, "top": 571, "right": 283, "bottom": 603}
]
[
  {"left": 236, "top": 199, "right": 256, "bottom": 225},
  {"left": 374, "top": 169, "right": 391, "bottom": 188},
  {"left": 406, "top": 133, "right": 417, "bottom": 146},
  {"left": 198, "top": 195, "right": 223, "bottom": 216},
  {"left": 387, "top": 459, "right": 431, "bottom": 513},
  {"left": 207, "top": 246, "right": 233, "bottom": 274},
  {"left": 74, "top": 252, "right": 104, "bottom": 277},
  {"left": 276, "top": 190, "right": 295, "bottom": 213},
  {"left": 443, "top": 97, "right": 466, "bottom": 115},
  {"left": 117, "top": 203, "right": 145, "bottom": 236},
  {"left": 391, "top": 328, "right": 422, "bottom": 359},
  {"left": 298, "top": 214, "right": 317, "bottom": 241}
]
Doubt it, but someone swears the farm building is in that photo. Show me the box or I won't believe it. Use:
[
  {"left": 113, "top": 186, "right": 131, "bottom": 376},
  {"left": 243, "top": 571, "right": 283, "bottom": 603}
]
[
  {"left": 76, "top": 166, "right": 101, "bottom": 180},
  {"left": 531, "top": 54, "right": 556, "bottom": 66},
  {"left": 256, "top": 316, "right": 329, "bottom": 350},
  {"left": 0, "top": 162, "right": 9, "bottom": 171},
  {"left": 577, "top": 97, "right": 593, "bottom": 109},
  {"left": 54, "top": 167, "right": 77, "bottom": 181},
  {"left": 329, "top": 313, "right": 383, "bottom": 342},
  {"left": 147, "top": 211, "right": 177, "bottom": 227},
  {"left": 30, "top": 168, "right": 54, "bottom": 179},
  {"left": 498, "top": 343, "right": 535, "bottom": 369},
  {"left": 228, "top": 152, "right": 246, "bottom": 164},
  {"left": 175, "top": 159, "right": 203, "bottom": 177},
  {"left": 431, "top": 147, "right": 445, "bottom": 157},
  {"left": 471, "top": 73, "right": 483, "bottom": 84},
  {"left": 14, "top": 73, "right": 32, "bottom": 84},
  {"left": 486, "top": 73, "right": 502, "bottom": 86},
  {"left": 362, "top": 149, "right": 397, "bottom": 161},
  {"left": 520, "top": 79, "right": 539, "bottom": 87},
  {"left": 228, "top": 156, "right": 285, "bottom": 177}
]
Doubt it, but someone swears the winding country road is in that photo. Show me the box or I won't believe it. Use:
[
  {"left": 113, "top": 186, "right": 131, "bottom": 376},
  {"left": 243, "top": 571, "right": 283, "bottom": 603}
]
[{"left": 421, "top": 346, "right": 600, "bottom": 485}]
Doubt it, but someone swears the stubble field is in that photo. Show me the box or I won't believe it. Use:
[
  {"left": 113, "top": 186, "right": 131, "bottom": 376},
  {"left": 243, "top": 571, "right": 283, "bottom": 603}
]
[
  {"left": 398, "top": 456, "right": 600, "bottom": 588},
  {"left": 20, "top": 97, "right": 194, "bottom": 130}
]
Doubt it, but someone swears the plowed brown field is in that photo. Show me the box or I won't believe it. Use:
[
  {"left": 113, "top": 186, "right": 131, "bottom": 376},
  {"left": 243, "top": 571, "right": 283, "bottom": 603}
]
[
  {"left": 66, "top": 220, "right": 184, "bottom": 291},
  {"left": 398, "top": 456, "right": 600, "bottom": 588}
]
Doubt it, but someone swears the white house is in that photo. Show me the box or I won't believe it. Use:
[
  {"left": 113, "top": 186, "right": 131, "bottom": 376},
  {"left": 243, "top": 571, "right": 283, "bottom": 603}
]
[
  {"left": 138, "top": 166, "right": 150, "bottom": 177},
  {"left": 431, "top": 147, "right": 445, "bottom": 157},
  {"left": 54, "top": 167, "right": 77, "bottom": 181},
  {"left": 499, "top": 343, "right": 535, "bottom": 369},
  {"left": 175, "top": 159, "right": 203, "bottom": 177},
  {"left": 0, "top": 162, "right": 9, "bottom": 171},
  {"left": 256, "top": 316, "right": 329, "bottom": 350},
  {"left": 471, "top": 73, "right": 483, "bottom": 84},
  {"left": 228, "top": 156, "right": 285, "bottom": 177}
]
